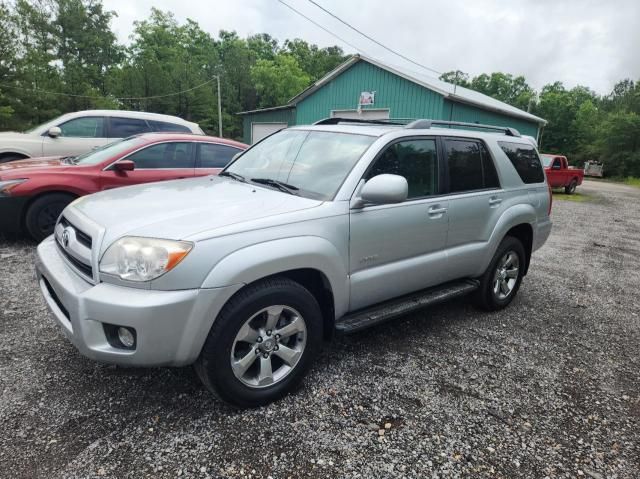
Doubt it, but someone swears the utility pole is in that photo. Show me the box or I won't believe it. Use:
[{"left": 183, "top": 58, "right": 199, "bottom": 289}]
[{"left": 216, "top": 75, "right": 223, "bottom": 137}]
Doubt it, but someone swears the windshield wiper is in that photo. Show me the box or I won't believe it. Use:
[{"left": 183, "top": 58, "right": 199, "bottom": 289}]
[
  {"left": 219, "top": 171, "right": 247, "bottom": 183},
  {"left": 251, "top": 178, "right": 299, "bottom": 195},
  {"left": 61, "top": 156, "right": 77, "bottom": 165}
]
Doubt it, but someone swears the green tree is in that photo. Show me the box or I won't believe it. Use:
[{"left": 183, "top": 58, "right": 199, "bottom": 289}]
[{"left": 251, "top": 54, "right": 310, "bottom": 107}]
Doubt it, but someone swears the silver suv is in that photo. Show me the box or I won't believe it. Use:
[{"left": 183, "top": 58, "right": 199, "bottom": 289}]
[{"left": 35, "top": 119, "right": 552, "bottom": 407}]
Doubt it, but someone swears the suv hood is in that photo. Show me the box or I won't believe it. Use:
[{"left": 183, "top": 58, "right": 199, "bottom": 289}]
[{"left": 70, "top": 176, "right": 324, "bottom": 248}]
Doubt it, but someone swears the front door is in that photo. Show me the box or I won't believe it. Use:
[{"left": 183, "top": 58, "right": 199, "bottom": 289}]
[
  {"left": 100, "top": 141, "right": 195, "bottom": 190},
  {"left": 349, "top": 138, "right": 449, "bottom": 311},
  {"left": 42, "top": 116, "right": 110, "bottom": 157}
]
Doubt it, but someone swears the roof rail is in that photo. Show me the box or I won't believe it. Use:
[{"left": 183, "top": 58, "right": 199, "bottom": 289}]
[
  {"left": 313, "top": 117, "right": 406, "bottom": 126},
  {"left": 405, "top": 119, "right": 521, "bottom": 137}
]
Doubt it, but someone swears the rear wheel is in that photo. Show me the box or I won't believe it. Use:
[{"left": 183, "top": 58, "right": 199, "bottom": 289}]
[
  {"left": 24, "top": 193, "right": 75, "bottom": 241},
  {"left": 476, "top": 236, "right": 526, "bottom": 311},
  {"left": 565, "top": 179, "right": 577, "bottom": 194},
  {"left": 195, "top": 277, "right": 323, "bottom": 408}
]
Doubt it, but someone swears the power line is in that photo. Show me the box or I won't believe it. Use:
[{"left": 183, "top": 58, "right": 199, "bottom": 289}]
[
  {"left": 305, "top": 0, "right": 443, "bottom": 76},
  {"left": 275, "top": 0, "right": 375, "bottom": 57},
  {"left": 0, "top": 77, "right": 218, "bottom": 101}
]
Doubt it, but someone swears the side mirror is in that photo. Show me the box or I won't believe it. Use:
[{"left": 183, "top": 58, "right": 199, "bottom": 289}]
[
  {"left": 552, "top": 163, "right": 561, "bottom": 170},
  {"left": 354, "top": 174, "right": 408, "bottom": 207},
  {"left": 113, "top": 160, "right": 135, "bottom": 172},
  {"left": 48, "top": 126, "right": 62, "bottom": 138}
]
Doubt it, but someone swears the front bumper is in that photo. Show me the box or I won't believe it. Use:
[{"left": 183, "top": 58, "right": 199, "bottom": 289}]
[
  {"left": 35, "top": 236, "right": 243, "bottom": 367},
  {"left": 0, "top": 195, "right": 29, "bottom": 233}
]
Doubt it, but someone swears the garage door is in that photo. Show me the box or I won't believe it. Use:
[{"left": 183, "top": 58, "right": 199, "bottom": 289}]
[
  {"left": 331, "top": 109, "right": 390, "bottom": 120},
  {"left": 251, "top": 123, "right": 287, "bottom": 144}
]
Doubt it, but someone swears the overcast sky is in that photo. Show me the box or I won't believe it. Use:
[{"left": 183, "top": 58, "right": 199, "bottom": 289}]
[{"left": 103, "top": 0, "right": 640, "bottom": 94}]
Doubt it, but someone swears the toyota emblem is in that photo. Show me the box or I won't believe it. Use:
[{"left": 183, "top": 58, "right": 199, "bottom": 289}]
[{"left": 61, "top": 229, "right": 70, "bottom": 248}]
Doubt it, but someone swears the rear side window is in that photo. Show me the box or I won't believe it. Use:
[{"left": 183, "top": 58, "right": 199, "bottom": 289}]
[
  {"left": 366, "top": 139, "right": 438, "bottom": 198},
  {"left": 149, "top": 120, "right": 191, "bottom": 133},
  {"left": 109, "top": 117, "right": 151, "bottom": 138},
  {"left": 198, "top": 143, "right": 242, "bottom": 168},
  {"left": 499, "top": 141, "right": 545, "bottom": 183},
  {"left": 126, "top": 142, "right": 194, "bottom": 169},
  {"left": 446, "top": 139, "right": 500, "bottom": 193}
]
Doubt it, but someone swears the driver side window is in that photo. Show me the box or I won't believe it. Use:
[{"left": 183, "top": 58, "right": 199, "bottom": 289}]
[
  {"left": 366, "top": 139, "right": 438, "bottom": 199},
  {"left": 58, "top": 117, "right": 106, "bottom": 138}
]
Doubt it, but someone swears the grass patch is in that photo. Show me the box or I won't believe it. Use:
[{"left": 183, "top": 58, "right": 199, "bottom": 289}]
[
  {"left": 623, "top": 177, "right": 640, "bottom": 187},
  {"left": 552, "top": 191, "right": 592, "bottom": 202}
]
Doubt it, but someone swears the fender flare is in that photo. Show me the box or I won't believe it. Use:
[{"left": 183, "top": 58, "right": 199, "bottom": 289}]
[
  {"left": 476, "top": 204, "right": 537, "bottom": 276},
  {"left": 201, "top": 236, "right": 350, "bottom": 318}
]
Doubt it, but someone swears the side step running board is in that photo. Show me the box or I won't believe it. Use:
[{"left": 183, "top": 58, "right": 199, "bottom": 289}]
[{"left": 335, "top": 279, "right": 479, "bottom": 334}]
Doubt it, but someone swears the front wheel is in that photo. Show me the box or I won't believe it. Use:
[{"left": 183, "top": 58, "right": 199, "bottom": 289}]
[
  {"left": 195, "top": 277, "right": 323, "bottom": 408},
  {"left": 25, "top": 193, "right": 75, "bottom": 241},
  {"left": 565, "top": 179, "right": 577, "bottom": 194},
  {"left": 476, "top": 236, "right": 526, "bottom": 311}
]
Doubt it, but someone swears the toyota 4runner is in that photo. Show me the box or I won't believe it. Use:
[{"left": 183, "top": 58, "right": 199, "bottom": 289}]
[{"left": 35, "top": 119, "right": 552, "bottom": 407}]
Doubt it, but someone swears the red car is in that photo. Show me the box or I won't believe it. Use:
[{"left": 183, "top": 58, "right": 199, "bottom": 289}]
[{"left": 0, "top": 133, "right": 247, "bottom": 240}]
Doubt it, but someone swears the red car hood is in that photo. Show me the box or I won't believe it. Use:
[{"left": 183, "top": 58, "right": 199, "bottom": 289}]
[{"left": 0, "top": 156, "right": 67, "bottom": 174}]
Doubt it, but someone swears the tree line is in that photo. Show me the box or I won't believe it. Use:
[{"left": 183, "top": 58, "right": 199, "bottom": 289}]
[{"left": 1, "top": 0, "right": 638, "bottom": 177}]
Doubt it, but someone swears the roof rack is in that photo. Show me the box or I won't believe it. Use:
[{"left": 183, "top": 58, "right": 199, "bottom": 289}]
[
  {"left": 313, "top": 117, "right": 406, "bottom": 126},
  {"left": 405, "top": 119, "right": 521, "bottom": 137}
]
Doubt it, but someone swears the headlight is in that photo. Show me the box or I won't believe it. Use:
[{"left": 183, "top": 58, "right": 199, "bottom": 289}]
[
  {"left": 100, "top": 237, "right": 193, "bottom": 282},
  {"left": 0, "top": 179, "right": 27, "bottom": 196}
]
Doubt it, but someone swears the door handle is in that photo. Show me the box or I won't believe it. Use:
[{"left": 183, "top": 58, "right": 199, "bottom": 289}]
[
  {"left": 489, "top": 197, "right": 503, "bottom": 207},
  {"left": 428, "top": 206, "right": 447, "bottom": 216}
]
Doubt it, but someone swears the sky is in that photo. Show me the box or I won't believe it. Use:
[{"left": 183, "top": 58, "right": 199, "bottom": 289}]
[{"left": 102, "top": 0, "right": 640, "bottom": 95}]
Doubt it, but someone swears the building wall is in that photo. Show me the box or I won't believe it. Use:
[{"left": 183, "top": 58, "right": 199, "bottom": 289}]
[
  {"left": 240, "top": 60, "right": 542, "bottom": 141},
  {"left": 241, "top": 108, "right": 296, "bottom": 144},
  {"left": 295, "top": 61, "right": 446, "bottom": 125},
  {"left": 443, "top": 100, "right": 540, "bottom": 138}
]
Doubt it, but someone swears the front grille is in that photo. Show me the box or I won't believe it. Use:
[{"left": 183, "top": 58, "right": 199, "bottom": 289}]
[
  {"left": 59, "top": 217, "right": 92, "bottom": 249},
  {"left": 56, "top": 242, "right": 93, "bottom": 278},
  {"left": 55, "top": 217, "right": 94, "bottom": 280}
]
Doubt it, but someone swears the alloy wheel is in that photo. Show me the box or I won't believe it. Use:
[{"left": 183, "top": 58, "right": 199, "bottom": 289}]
[
  {"left": 493, "top": 251, "right": 520, "bottom": 300},
  {"left": 230, "top": 305, "right": 307, "bottom": 388}
]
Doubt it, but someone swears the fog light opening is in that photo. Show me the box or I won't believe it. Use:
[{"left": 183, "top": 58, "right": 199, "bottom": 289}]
[{"left": 117, "top": 327, "right": 135, "bottom": 348}]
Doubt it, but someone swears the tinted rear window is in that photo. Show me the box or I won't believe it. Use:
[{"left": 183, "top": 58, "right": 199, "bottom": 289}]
[
  {"left": 446, "top": 139, "right": 501, "bottom": 193},
  {"left": 149, "top": 120, "right": 191, "bottom": 133},
  {"left": 499, "top": 141, "right": 545, "bottom": 183}
]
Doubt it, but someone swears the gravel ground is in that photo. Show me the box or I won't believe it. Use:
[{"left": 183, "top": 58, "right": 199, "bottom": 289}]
[{"left": 1, "top": 179, "right": 639, "bottom": 479}]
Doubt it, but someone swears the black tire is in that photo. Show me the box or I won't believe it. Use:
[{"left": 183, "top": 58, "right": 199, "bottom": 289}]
[
  {"left": 195, "top": 277, "right": 323, "bottom": 408},
  {"left": 24, "top": 193, "right": 75, "bottom": 241},
  {"left": 476, "top": 236, "right": 526, "bottom": 311},
  {"left": 564, "top": 179, "right": 577, "bottom": 194}
]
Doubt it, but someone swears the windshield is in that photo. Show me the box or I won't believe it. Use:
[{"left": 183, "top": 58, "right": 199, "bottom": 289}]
[
  {"left": 225, "top": 130, "right": 376, "bottom": 200},
  {"left": 540, "top": 155, "right": 554, "bottom": 167},
  {"left": 73, "top": 137, "right": 147, "bottom": 165}
]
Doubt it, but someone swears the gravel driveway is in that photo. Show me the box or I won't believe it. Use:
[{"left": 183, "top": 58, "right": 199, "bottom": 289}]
[{"left": 1, "top": 179, "right": 639, "bottom": 478}]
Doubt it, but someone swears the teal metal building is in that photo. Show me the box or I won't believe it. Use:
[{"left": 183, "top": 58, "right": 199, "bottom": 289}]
[{"left": 238, "top": 55, "right": 546, "bottom": 144}]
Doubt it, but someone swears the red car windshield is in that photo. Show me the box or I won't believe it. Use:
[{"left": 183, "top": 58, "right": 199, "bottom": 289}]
[{"left": 73, "top": 137, "right": 147, "bottom": 166}]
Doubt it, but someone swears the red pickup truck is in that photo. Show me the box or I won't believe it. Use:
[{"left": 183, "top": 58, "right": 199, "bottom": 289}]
[
  {"left": 0, "top": 133, "right": 247, "bottom": 240},
  {"left": 540, "top": 154, "right": 584, "bottom": 194}
]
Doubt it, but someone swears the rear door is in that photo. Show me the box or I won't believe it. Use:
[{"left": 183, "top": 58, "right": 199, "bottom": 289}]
[
  {"left": 99, "top": 141, "right": 195, "bottom": 190},
  {"left": 349, "top": 137, "right": 449, "bottom": 310},
  {"left": 42, "top": 116, "right": 110, "bottom": 157},
  {"left": 195, "top": 142, "right": 244, "bottom": 176},
  {"left": 442, "top": 137, "right": 504, "bottom": 279}
]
